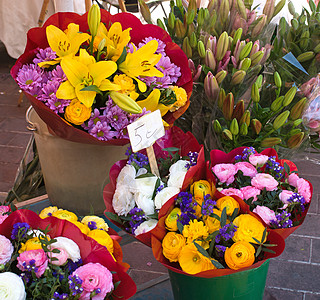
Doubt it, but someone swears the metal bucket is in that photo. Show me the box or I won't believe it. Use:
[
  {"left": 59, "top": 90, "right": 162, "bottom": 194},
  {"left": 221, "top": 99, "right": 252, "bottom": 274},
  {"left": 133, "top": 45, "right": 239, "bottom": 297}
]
[{"left": 26, "top": 107, "right": 127, "bottom": 215}]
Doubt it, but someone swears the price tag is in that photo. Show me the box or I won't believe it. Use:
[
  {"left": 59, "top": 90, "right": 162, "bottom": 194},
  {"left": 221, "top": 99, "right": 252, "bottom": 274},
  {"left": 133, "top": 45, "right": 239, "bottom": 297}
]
[{"left": 127, "top": 110, "right": 165, "bottom": 153}]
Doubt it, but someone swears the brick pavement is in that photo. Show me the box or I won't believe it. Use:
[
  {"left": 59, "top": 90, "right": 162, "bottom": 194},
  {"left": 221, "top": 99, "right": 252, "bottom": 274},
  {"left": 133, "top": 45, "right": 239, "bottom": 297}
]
[{"left": 1, "top": 41, "right": 320, "bottom": 299}]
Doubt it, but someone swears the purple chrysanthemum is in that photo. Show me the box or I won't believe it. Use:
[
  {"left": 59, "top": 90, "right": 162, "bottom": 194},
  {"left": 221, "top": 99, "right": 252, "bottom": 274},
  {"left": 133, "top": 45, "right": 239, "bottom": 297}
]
[
  {"left": 33, "top": 47, "right": 57, "bottom": 64},
  {"left": 51, "top": 65, "right": 66, "bottom": 83},
  {"left": 82, "top": 108, "right": 107, "bottom": 131},
  {"left": 88, "top": 121, "right": 116, "bottom": 141},
  {"left": 138, "top": 37, "right": 167, "bottom": 54},
  {"left": 16, "top": 64, "right": 44, "bottom": 96}
]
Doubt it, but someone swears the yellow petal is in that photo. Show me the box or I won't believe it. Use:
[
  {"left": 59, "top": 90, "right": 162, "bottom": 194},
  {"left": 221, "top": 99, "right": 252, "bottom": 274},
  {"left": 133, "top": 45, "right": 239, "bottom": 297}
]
[
  {"left": 77, "top": 49, "right": 96, "bottom": 66},
  {"left": 99, "top": 79, "right": 121, "bottom": 91},
  {"left": 109, "top": 91, "right": 142, "bottom": 114},
  {"left": 65, "top": 23, "right": 90, "bottom": 54},
  {"left": 56, "top": 81, "right": 76, "bottom": 99},
  {"left": 38, "top": 60, "right": 59, "bottom": 68},
  {"left": 75, "top": 83, "right": 96, "bottom": 108},
  {"left": 89, "top": 61, "right": 117, "bottom": 86},
  {"left": 157, "top": 103, "right": 172, "bottom": 116},
  {"left": 135, "top": 77, "right": 147, "bottom": 93},
  {"left": 137, "top": 89, "right": 161, "bottom": 111},
  {"left": 46, "top": 25, "right": 70, "bottom": 57},
  {"left": 61, "top": 58, "right": 88, "bottom": 87}
]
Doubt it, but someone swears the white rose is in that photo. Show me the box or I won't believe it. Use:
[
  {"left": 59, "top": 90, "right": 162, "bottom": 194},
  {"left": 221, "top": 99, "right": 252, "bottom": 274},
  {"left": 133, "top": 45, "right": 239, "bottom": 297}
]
[
  {"left": 116, "top": 164, "right": 136, "bottom": 190},
  {"left": 167, "top": 160, "right": 189, "bottom": 189},
  {"left": 168, "top": 160, "right": 189, "bottom": 174},
  {"left": 134, "top": 193, "right": 155, "bottom": 216},
  {"left": 133, "top": 176, "right": 159, "bottom": 196},
  {"left": 112, "top": 185, "right": 135, "bottom": 216},
  {"left": 134, "top": 219, "right": 158, "bottom": 236},
  {"left": 0, "top": 272, "right": 26, "bottom": 300},
  {"left": 154, "top": 187, "right": 180, "bottom": 210},
  {"left": 50, "top": 236, "right": 81, "bottom": 262},
  {"left": 136, "top": 168, "right": 148, "bottom": 177}
]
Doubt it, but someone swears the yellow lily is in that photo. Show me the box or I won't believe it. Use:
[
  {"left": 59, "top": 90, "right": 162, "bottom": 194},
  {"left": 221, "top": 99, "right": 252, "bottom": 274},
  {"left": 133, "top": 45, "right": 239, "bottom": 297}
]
[
  {"left": 56, "top": 49, "right": 118, "bottom": 108},
  {"left": 119, "top": 40, "right": 164, "bottom": 92},
  {"left": 38, "top": 23, "right": 90, "bottom": 67}
]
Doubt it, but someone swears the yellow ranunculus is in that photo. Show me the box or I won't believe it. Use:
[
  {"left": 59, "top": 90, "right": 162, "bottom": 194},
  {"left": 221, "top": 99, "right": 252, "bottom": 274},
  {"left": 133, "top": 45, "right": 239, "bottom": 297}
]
[
  {"left": 39, "top": 206, "right": 58, "bottom": 219},
  {"left": 216, "top": 196, "right": 240, "bottom": 216},
  {"left": 64, "top": 99, "right": 92, "bottom": 125},
  {"left": 169, "top": 86, "right": 188, "bottom": 112},
  {"left": 233, "top": 214, "right": 267, "bottom": 244},
  {"left": 162, "top": 232, "right": 185, "bottom": 262},
  {"left": 88, "top": 229, "right": 113, "bottom": 254},
  {"left": 165, "top": 207, "right": 181, "bottom": 232},
  {"left": 178, "top": 243, "right": 216, "bottom": 275},
  {"left": 182, "top": 219, "right": 209, "bottom": 246},
  {"left": 204, "top": 209, "right": 222, "bottom": 233},
  {"left": 190, "top": 180, "right": 213, "bottom": 216},
  {"left": 51, "top": 209, "right": 78, "bottom": 222},
  {"left": 81, "top": 216, "right": 109, "bottom": 231},
  {"left": 113, "top": 74, "right": 136, "bottom": 95},
  {"left": 225, "top": 241, "right": 256, "bottom": 270},
  {"left": 19, "top": 237, "right": 42, "bottom": 253},
  {"left": 71, "top": 221, "right": 90, "bottom": 235}
]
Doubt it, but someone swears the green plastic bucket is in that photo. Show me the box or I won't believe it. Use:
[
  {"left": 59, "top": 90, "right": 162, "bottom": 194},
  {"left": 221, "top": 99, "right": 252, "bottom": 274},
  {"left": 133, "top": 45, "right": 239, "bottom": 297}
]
[{"left": 168, "top": 260, "right": 270, "bottom": 300}]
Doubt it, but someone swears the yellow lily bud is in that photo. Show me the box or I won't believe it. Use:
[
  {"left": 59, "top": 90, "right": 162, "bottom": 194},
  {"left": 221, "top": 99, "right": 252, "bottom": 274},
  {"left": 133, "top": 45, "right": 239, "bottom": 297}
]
[
  {"left": 283, "top": 86, "right": 297, "bottom": 106},
  {"left": 289, "top": 98, "right": 307, "bottom": 120},
  {"left": 216, "top": 31, "right": 229, "bottom": 61},
  {"left": 231, "top": 70, "right": 246, "bottom": 85},
  {"left": 274, "top": 71, "right": 282, "bottom": 88},
  {"left": 88, "top": 4, "right": 101, "bottom": 37},
  {"left": 271, "top": 96, "right": 284, "bottom": 112},
  {"left": 261, "top": 137, "right": 282, "bottom": 147},
  {"left": 138, "top": 0, "right": 152, "bottom": 24},
  {"left": 273, "top": 110, "right": 290, "bottom": 130},
  {"left": 287, "top": 132, "right": 305, "bottom": 149},
  {"left": 213, "top": 119, "right": 223, "bottom": 133},
  {"left": 251, "top": 82, "right": 260, "bottom": 103},
  {"left": 240, "top": 123, "right": 248, "bottom": 135},
  {"left": 222, "top": 129, "right": 233, "bottom": 140},
  {"left": 297, "top": 51, "right": 315, "bottom": 63},
  {"left": 218, "top": 88, "right": 226, "bottom": 109},
  {"left": 230, "top": 118, "right": 239, "bottom": 135},
  {"left": 198, "top": 40, "right": 206, "bottom": 58},
  {"left": 215, "top": 70, "right": 227, "bottom": 84},
  {"left": 219, "top": 0, "right": 230, "bottom": 23},
  {"left": 240, "top": 110, "right": 250, "bottom": 127},
  {"left": 223, "top": 92, "right": 234, "bottom": 121},
  {"left": 109, "top": 91, "right": 142, "bottom": 114},
  {"left": 239, "top": 41, "right": 253, "bottom": 61},
  {"left": 175, "top": 19, "right": 187, "bottom": 39},
  {"left": 182, "top": 37, "right": 192, "bottom": 58}
]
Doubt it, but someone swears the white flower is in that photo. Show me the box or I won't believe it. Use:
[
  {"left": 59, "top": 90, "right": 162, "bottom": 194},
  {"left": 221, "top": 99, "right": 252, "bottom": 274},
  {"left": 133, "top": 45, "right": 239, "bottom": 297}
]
[
  {"left": 167, "top": 160, "right": 189, "bottom": 189},
  {"left": 112, "top": 185, "right": 135, "bottom": 216},
  {"left": 134, "top": 176, "right": 159, "bottom": 196},
  {"left": 154, "top": 187, "right": 180, "bottom": 210},
  {"left": 134, "top": 219, "right": 158, "bottom": 236},
  {"left": 134, "top": 193, "right": 155, "bottom": 216},
  {"left": 50, "top": 236, "right": 81, "bottom": 262},
  {"left": 116, "top": 164, "right": 136, "bottom": 190},
  {"left": 0, "top": 272, "right": 26, "bottom": 300}
]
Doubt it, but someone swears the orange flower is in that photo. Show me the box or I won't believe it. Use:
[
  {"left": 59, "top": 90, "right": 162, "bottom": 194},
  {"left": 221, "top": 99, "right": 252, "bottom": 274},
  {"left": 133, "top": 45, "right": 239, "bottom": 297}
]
[
  {"left": 165, "top": 207, "right": 181, "bottom": 232},
  {"left": 182, "top": 219, "right": 209, "bottom": 246},
  {"left": 88, "top": 229, "right": 114, "bottom": 254},
  {"left": 204, "top": 209, "right": 222, "bottom": 233},
  {"left": 225, "top": 241, "right": 255, "bottom": 270},
  {"left": 190, "top": 180, "right": 213, "bottom": 217},
  {"left": 216, "top": 196, "right": 240, "bottom": 216},
  {"left": 162, "top": 232, "right": 185, "bottom": 262}
]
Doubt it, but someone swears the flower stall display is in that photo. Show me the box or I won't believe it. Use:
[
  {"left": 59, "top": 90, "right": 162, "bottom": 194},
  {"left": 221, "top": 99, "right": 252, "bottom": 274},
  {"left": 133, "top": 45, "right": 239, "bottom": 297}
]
[
  {"left": 103, "top": 126, "right": 203, "bottom": 246},
  {"left": 11, "top": 5, "right": 192, "bottom": 145},
  {"left": 0, "top": 208, "right": 136, "bottom": 299},
  {"left": 151, "top": 156, "right": 285, "bottom": 299},
  {"left": 210, "top": 146, "right": 313, "bottom": 239}
]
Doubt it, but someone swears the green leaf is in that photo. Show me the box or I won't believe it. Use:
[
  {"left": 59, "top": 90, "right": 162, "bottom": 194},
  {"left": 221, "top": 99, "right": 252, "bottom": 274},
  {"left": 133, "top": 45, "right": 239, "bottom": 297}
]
[
  {"left": 116, "top": 47, "right": 127, "bottom": 65},
  {"left": 152, "top": 178, "right": 161, "bottom": 199},
  {"left": 208, "top": 239, "right": 216, "bottom": 257},
  {"left": 283, "top": 162, "right": 291, "bottom": 175},
  {"left": 220, "top": 207, "right": 227, "bottom": 227},
  {"left": 51, "top": 248, "right": 61, "bottom": 254},
  {"left": 256, "top": 245, "right": 262, "bottom": 257},
  {"left": 177, "top": 220, "right": 184, "bottom": 234},
  {"left": 162, "top": 147, "right": 180, "bottom": 153},
  {"left": 135, "top": 173, "right": 156, "bottom": 179},
  {"left": 193, "top": 241, "right": 210, "bottom": 258},
  {"left": 261, "top": 247, "right": 276, "bottom": 254},
  {"left": 252, "top": 237, "right": 261, "bottom": 244},
  {"left": 211, "top": 213, "right": 221, "bottom": 221},
  {"left": 104, "top": 212, "right": 123, "bottom": 225},
  {"left": 261, "top": 227, "right": 267, "bottom": 243},
  {"left": 211, "top": 259, "right": 225, "bottom": 269},
  {"left": 80, "top": 85, "right": 102, "bottom": 95},
  {"left": 230, "top": 207, "right": 239, "bottom": 221}
]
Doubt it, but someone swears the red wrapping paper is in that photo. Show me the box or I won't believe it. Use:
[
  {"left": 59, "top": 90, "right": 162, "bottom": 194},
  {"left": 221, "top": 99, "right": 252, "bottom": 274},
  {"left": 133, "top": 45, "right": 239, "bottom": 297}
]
[
  {"left": 103, "top": 127, "right": 202, "bottom": 247},
  {"left": 11, "top": 11, "right": 192, "bottom": 145},
  {"left": 0, "top": 209, "right": 136, "bottom": 299}
]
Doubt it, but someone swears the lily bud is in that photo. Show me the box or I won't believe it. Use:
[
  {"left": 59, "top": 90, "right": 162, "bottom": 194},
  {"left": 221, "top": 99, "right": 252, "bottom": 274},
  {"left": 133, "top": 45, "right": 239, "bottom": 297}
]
[
  {"left": 300, "top": 30, "right": 310, "bottom": 49},
  {"left": 273, "top": 110, "right": 290, "bottom": 130},
  {"left": 213, "top": 119, "right": 223, "bottom": 133},
  {"left": 88, "top": 4, "right": 101, "bottom": 37},
  {"left": 207, "top": 0, "right": 216, "bottom": 12},
  {"left": 236, "top": 0, "right": 247, "bottom": 20},
  {"left": 274, "top": 71, "right": 282, "bottom": 88},
  {"left": 255, "top": 75, "right": 263, "bottom": 88},
  {"left": 190, "top": 32, "right": 197, "bottom": 48},
  {"left": 289, "top": 97, "right": 307, "bottom": 120},
  {"left": 138, "top": 0, "right": 152, "bottom": 24},
  {"left": 198, "top": 40, "right": 206, "bottom": 58},
  {"left": 230, "top": 118, "right": 239, "bottom": 135},
  {"left": 176, "top": 0, "right": 183, "bottom": 7},
  {"left": 216, "top": 31, "right": 229, "bottom": 61},
  {"left": 261, "top": 137, "right": 282, "bottom": 147},
  {"left": 283, "top": 86, "right": 297, "bottom": 106},
  {"left": 175, "top": 19, "right": 187, "bottom": 39},
  {"left": 271, "top": 96, "right": 284, "bottom": 112},
  {"left": 187, "top": 24, "right": 195, "bottom": 37},
  {"left": 206, "top": 35, "right": 217, "bottom": 53},
  {"left": 239, "top": 58, "right": 251, "bottom": 71},
  {"left": 183, "top": 37, "right": 192, "bottom": 58},
  {"left": 250, "top": 51, "right": 264, "bottom": 66},
  {"left": 157, "top": 19, "right": 166, "bottom": 31},
  {"left": 188, "top": 59, "right": 202, "bottom": 81},
  {"left": 251, "top": 82, "right": 260, "bottom": 103},
  {"left": 293, "top": 119, "right": 303, "bottom": 127},
  {"left": 231, "top": 70, "right": 246, "bottom": 85},
  {"left": 240, "top": 110, "right": 250, "bottom": 126},
  {"left": 218, "top": 88, "right": 226, "bottom": 109},
  {"left": 205, "top": 49, "right": 216, "bottom": 71},
  {"left": 297, "top": 51, "right": 315, "bottom": 63},
  {"left": 198, "top": 8, "right": 205, "bottom": 26},
  {"left": 232, "top": 100, "right": 245, "bottom": 122},
  {"left": 234, "top": 40, "right": 246, "bottom": 63},
  {"left": 186, "top": 9, "right": 196, "bottom": 25},
  {"left": 273, "top": 0, "right": 286, "bottom": 18},
  {"left": 287, "top": 132, "right": 305, "bottom": 149},
  {"left": 223, "top": 92, "right": 234, "bottom": 120},
  {"left": 279, "top": 17, "right": 286, "bottom": 36},
  {"left": 250, "top": 40, "right": 260, "bottom": 57},
  {"left": 239, "top": 41, "right": 253, "bottom": 61},
  {"left": 232, "top": 28, "right": 243, "bottom": 50},
  {"left": 168, "top": 12, "right": 175, "bottom": 30},
  {"left": 188, "top": 0, "right": 197, "bottom": 14},
  {"left": 251, "top": 119, "right": 262, "bottom": 134},
  {"left": 97, "top": 38, "right": 106, "bottom": 52},
  {"left": 288, "top": 1, "right": 296, "bottom": 16},
  {"left": 263, "top": 0, "right": 275, "bottom": 23},
  {"left": 291, "top": 18, "right": 299, "bottom": 30},
  {"left": 215, "top": 70, "right": 227, "bottom": 84},
  {"left": 222, "top": 129, "right": 233, "bottom": 140},
  {"left": 219, "top": 0, "right": 230, "bottom": 23},
  {"left": 204, "top": 72, "right": 219, "bottom": 101},
  {"left": 240, "top": 123, "right": 248, "bottom": 135},
  {"left": 252, "top": 15, "right": 267, "bottom": 38}
]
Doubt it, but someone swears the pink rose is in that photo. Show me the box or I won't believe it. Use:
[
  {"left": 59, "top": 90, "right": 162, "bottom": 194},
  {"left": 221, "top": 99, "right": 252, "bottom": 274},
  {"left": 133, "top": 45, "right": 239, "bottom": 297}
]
[
  {"left": 48, "top": 247, "right": 68, "bottom": 266},
  {"left": 72, "top": 262, "right": 114, "bottom": 300},
  {"left": 279, "top": 190, "right": 294, "bottom": 205},
  {"left": 288, "top": 173, "right": 300, "bottom": 187},
  {"left": 251, "top": 173, "right": 278, "bottom": 191},
  {"left": 248, "top": 154, "right": 269, "bottom": 166},
  {"left": 0, "top": 234, "right": 14, "bottom": 265},
  {"left": 235, "top": 162, "right": 258, "bottom": 177},
  {"left": 240, "top": 186, "right": 261, "bottom": 202},
  {"left": 212, "top": 163, "right": 237, "bottom": 185},
  {"left": 253, "top": 205, "right": 277, "bottom": 225},
  {"left": 297, "top": 178, "right": 312, "bottom": 203},
  {"left": 0, "top": 205, "right": 10, "bottom": 215},
  {"left": 221, "top": 188, "right": 244, "bottom": 199},
  {"left": 17, "top": 249, "right": 48, "bottom": 278}
]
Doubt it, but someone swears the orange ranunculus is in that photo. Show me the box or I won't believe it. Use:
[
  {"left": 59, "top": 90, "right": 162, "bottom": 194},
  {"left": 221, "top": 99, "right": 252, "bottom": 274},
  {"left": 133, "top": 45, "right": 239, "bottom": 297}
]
[
  {"left": 165, "top": 207, "right": 181, "bottom": 232},
  {"left": 216, "top": 196, "right": 240, "bottom": 216},
  {"left": 162, "top": 232, "right": 185, "bottom": 262},
  {"left": 19, "top": 237, "right": 43, "bottom": 253},
  {"left": 225, "top": 241, "right": 255, "bottom": 270},
  {"left": 88, "top": 229, "right": 114, "bottom": 254},
  {"left": 204, "top": 209, "right": 222, "bottom": 234},
  {"left": 51, "top": 209, "right": 78, "bottom": 222},
  {"left": 190, "top": 180, "right": 213, "bottom": 216},
  {"left": 182, "top": 219, "right": 209, "bottom": 246},
  {"left": 64, "top": 99, "right": 92, "bottom": 125}
]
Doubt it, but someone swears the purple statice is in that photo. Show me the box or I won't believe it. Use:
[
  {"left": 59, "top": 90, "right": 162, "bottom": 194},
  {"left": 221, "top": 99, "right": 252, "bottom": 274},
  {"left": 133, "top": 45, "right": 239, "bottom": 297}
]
[
  {"left": 270, "top": 211, "right": 293, "bottom": 228},
  {"left": 185, "top": 151, "right": 198, "bottom": 170},
  {"left": 11, "top": 222, "right": 30, "bottom": 240},
  {"left": 175, "top": 192, "right": 197, "bottom": 225},
  {"left": 82, "top": 108, "right": 107, "bottom": 130},
  {"left": 241, "top": 147, "right": 257, "bottom": 161},
  {"left": 138, "top": 37, "right": 167, "bottom": 54},
  {"left": 201, "top": 195, "right": 216, "bottom": 216},
  {"left": 52, "top": 292, "right": 69, "bottom": 300},
  {"left": 20, "top": 259, "right": 39, "bottom": 274},
  {"left": 126, "top": 207, "right": 146, "bottom": 234},
  {"left": 215, "top": 245, "right": 227, "bottom": 257},
  {"left": 65, "top": 259, "right": 83, "bottom": 274},
  {"left": 51, "top": 65, "right": 66, "bottom": 83},
  {"left": 287, "top": 193, "right": 306, "bottom": 211},
  {"left": 234, "top": 155, "right": 242, "bottom": 162},
  {"left": 88, "top": 221, "right": 98, "bottom": 230},
  {"left": 265, "top": 156, "right": 284, "bottom": 180},
  {"left": 20, "top": 272, "right": 31, "bottom": 284},
  {"left": 128, "top": 152, "right": 149, "bottom": 169},
  {"left": 33, "top": 47, "right": 57, "bottom": 64},
  {"left": 68, "top": 274, "right": 84, "bottom": 297},
  {"left": 16, "top": 64, "right": 44, "bottom": 96},
  {"left": 88, "top": 121, "right": 117, "bottom": 141},
  {"left": 215, "top": 223, "right": 237, "bottom": 243},
  {"left": 52, "top": 269, "right": 64, "bottom": 281},
  {"left": 156, "top": 184, "right": 165, "bottom": 195}
]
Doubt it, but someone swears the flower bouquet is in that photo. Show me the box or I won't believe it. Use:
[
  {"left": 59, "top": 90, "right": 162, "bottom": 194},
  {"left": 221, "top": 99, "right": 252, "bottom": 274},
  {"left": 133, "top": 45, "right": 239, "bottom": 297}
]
[
  {"left": 0, "top": 207, "right": 136, "bottom": 299},
  {"left": 210, "top": 146, "right": 313, "bottom": 239},
  {"left": 103, "top": 126, "right": 203, "bottom": 246},
  {"left": 151, "top": 156, "right": 285, "bottom": 299}
]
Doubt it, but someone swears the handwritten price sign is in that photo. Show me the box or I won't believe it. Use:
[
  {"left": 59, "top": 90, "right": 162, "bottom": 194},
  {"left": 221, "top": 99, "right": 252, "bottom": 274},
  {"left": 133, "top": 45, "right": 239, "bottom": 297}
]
[{"left": 127, "top": 110, "right": 165, "bottom": 153}]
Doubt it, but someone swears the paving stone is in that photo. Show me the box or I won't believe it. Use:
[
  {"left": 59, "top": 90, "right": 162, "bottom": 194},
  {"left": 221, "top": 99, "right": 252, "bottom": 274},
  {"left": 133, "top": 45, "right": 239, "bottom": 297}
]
[
  {"left": 0, "top": 181, "right": 14, "bottom": 193},
  {"left": 7, "top": 132, "right": 31, "bottom": 147},
  {"left": 304, "top": 293, "right": 320, "bottom": 300},
  {"left": 294, "top": 214, "right": 320, "bottom": 238},
  {"left": 294, "top": 159, "right": 320, "bottom": 177},
  {"left": 265, "top": 287, "right": 304, "bottom": 300},
  {"left": 0, "top": 162, "right": 19, "bottom": 183},
  {"left": 0, "top": 131, "right": 17, "bottom": 145},
  {"left": 308, "top": 194, "right": 319, "bottom": 215},
  {"left": 0, "top": 117, "right": 29, "bottom": 133},
  {"left": 0, "top": 146, "right": 25, "bottom": 164},
  {"left": 310, "top": 239, "right": 320, "bottom": 264},
  {"left": 128, "top": 269, "right": 168, "bottom": 287}
]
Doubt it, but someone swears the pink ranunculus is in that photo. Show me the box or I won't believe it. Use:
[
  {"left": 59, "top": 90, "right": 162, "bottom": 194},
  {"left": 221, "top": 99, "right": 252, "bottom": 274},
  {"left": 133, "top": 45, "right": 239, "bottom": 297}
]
[
  {"left": 221, "top": 188, "right": 244, "bottom": 199},
  {"left": 0, "top": 215, "right": 8, "bottom": 225},
  {"left": 48, "top": 247, "right": 68, "bottom": 266},
  {"left": 0, "top": 235, "right": 14, "bottom": 265},
  {"left": 17, "top": 249, "right": 48, "bottom": 278},
  {"left": 279, "top": 190, "right": 294, "bottom": 205},
  {"left": 240, "top": 186, "right": 261, "bottom": 202},
  {"left": 288, "top": 173, "right": 300, "bottom": 187},
  {"left": 248, "top": 153, "right": 269, "bottom": 166},
  {"left": 253, "top": 205, "right": 277, "bottom": 225},
  {"left": 297, "top": 178, "right": 312, "bottom": 203},
  {"left": 72, "top": 262, "right": 114, "bottom": 300},
  {"left": 0, "top": 205, "right": 10, "bottom": 215},
  {"left": 212, "top": 163, "right": 237, "bottom": 185},
  {"left": 235, "top": 161, "right": 258, "bottom": 177},
  {"left": 251, "top": 173, "right": 278, "bottom": 191}
]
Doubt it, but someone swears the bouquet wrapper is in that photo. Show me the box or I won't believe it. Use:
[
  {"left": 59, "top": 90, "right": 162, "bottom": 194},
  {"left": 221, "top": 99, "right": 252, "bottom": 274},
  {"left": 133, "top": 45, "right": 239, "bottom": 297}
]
[
  {"left": 0, "top": 209, "right": 136, "bottom": 299},
  {"left": 11, "top": 10, "right": 192, "bottom": 145},
  {"left": 210, "top": 147, "right": 313, "bottom": 239},
  {"left": 103, "top": 127, "right": 202, "bottom": 247}
]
